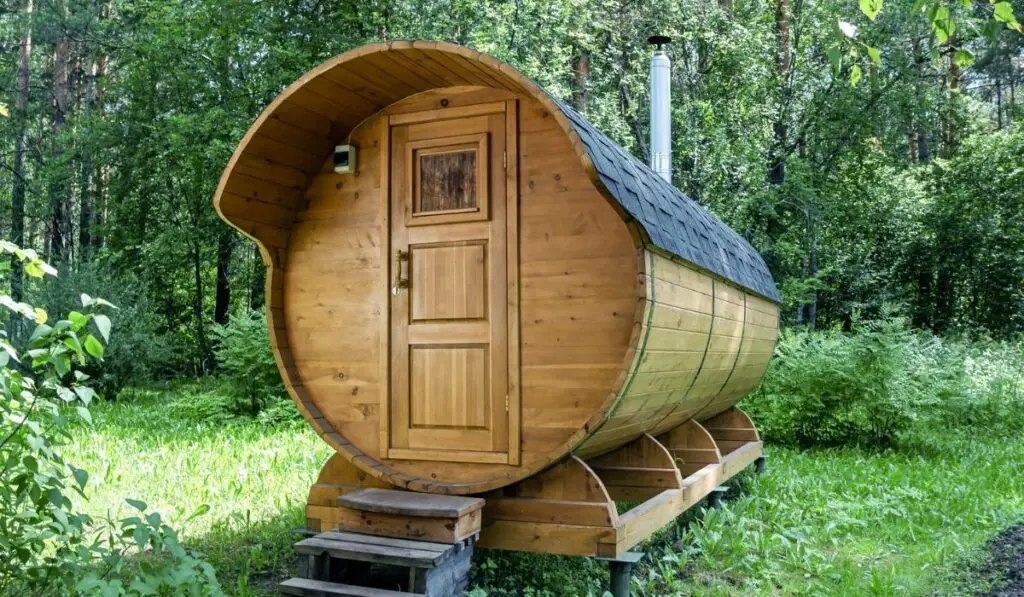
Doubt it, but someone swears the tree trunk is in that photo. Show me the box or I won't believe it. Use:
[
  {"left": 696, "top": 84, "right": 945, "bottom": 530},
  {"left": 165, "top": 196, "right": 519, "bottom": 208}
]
[
  {"left": 248, "top": 243, "right": 265, "bottom": 312},
  {"left": 214, "top": 227, "right": 234, "bottom": 324},
  {"left": 11, "top": 0, "right": 33, "bottom": 306},
  {"left": 941, "top": 39, "right": 961, "bottom": 157},
  {"left": 78, "top": 54, "right": 99, "bottom": 261},
  {"left": 995, "top": 78, "right": 1003, "bottom": 129},
  {"left": 193, "top": 242, "right": 209, "bottom": 371},
  {"left": 91, "top": 14, "right": 108, "bottom": 255},
  {"left": 768, "top": 0, "right": 792, "bottom": 186},
  {"left": 907, "top": 129, "right": 919, "bottom": 163},
  {"left": 808, "top": 215, "right": 818, "bottom": 330},
  {"left": 571, "top": 47, "right": 590, "bottom": 112},
  {"left": 48, "top": 0, "right": 71, "bottom": 263}
]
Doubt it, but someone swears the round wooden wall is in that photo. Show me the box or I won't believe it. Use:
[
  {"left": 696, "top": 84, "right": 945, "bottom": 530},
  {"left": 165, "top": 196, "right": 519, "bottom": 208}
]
[
  {"left": 282, "top": 89, "right": 641, "bottom": 492},
  {"left": 213, "top": 42, "right": 780, "bottom": 494}
]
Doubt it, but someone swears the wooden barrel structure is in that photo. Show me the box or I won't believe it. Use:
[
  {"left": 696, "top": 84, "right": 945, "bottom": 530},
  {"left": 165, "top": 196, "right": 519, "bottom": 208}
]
[{"left": 214, "top": 41, "right": 780, "bottom": 563}]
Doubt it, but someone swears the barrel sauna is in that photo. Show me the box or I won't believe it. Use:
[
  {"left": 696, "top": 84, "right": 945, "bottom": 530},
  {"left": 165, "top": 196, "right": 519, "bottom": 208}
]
[{"left": 214, "top": 42, "right": 780, "bottom": 563}]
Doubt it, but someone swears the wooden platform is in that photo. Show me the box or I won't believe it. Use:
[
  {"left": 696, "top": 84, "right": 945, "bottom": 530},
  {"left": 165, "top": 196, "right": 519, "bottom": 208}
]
[{"left": 305, "top": 407, "right": 762, "bottom": 560}]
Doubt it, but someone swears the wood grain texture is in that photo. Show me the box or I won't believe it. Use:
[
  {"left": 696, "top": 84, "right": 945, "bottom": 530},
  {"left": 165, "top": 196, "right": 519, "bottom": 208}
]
[
  {"left": 212, "top": 41, "right": 778, "bottom": 495},
  {"left": 575, "top": 252, "right": 779, "bottom": 459}
]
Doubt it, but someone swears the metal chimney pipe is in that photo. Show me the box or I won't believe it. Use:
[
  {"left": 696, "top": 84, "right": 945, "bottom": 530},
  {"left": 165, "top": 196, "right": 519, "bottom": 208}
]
[{"left": 648, "top": 35, "right": 672, "bottom": 183}]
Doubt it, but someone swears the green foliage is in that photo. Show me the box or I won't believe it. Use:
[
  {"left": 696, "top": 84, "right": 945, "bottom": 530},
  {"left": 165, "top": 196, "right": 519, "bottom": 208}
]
[
  {"left": 62, "top": 344, "right": 1024, "bottom": 596},
  {"left": 744, "top": 318, "right": 925, "bottom": 447},
  {"left": 743, "top": 317, "right": 1024, "bottom": 448},
  {"left": 67, "top": 385, "right": 330, "bottom": 592},
  {"left": 0, "top": 243, "right": 222, "bottom": 595},
  {"left": 211, "top": 312, "right": 285, "bottom": 415},
  {"left": 75, "top": 500, "right": 221, "bottom": 595},
  {"left": 31, "top": 263, "right": 180, "bottom": 397}
]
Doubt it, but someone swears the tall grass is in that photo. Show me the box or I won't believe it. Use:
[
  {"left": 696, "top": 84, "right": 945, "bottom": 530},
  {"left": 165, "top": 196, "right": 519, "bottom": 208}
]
[
  {"left": 65, "top": 325, "right": 1024, "bottom": 595},
  {"left": 67, "top": 382, "right": 330, "bottom": 593}
]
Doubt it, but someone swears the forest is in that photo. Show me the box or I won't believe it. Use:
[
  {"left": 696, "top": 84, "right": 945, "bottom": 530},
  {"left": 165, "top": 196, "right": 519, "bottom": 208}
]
[{"left": 0, "top": 0, "right": 1023, "bottom": 595}]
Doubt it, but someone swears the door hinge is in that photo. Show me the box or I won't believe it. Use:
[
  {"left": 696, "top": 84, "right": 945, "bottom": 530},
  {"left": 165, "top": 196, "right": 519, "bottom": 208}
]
[
  {"left": 503, "top": 151, "right": 507, "bottom": 169},
  {"left": 505, "top": 394, "right": 510, "bottom": 411}
]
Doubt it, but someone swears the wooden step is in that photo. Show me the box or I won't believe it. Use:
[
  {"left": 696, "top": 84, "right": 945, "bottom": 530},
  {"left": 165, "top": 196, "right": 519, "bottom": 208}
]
[
  {"left": 294, "top": 531, "right": 455, "bottom": 568},
  {"left": 337, "top": 489, "right": 484, "bottom": 518},
  {"left": 335, "top": 489, "right": 484, "bottom": 544},
  {"left": 279, "top": 577, "right": 423, "bottom": 596}
]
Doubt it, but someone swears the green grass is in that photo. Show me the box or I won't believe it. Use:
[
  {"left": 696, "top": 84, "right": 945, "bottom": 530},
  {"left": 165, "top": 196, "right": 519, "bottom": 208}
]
[
  {"left": 68, "top": 384, "right": 1024, "bottom": 596},
  {"left": 68, "top": 384, "right": 331, "bottom": 595}
]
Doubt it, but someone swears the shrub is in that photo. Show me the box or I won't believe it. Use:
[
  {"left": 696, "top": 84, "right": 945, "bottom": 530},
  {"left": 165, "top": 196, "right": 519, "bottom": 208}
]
[
  {"left": 744, "top": 318, "right": 940, "bottom": 447},
  {"left": 256, "top": 396, "right": 303, "bottom": 426},
  {"left": 30, "top": 262, "right": 180, "bottom": 397},
  {"left": 0, "top": 242, "right": 222, "bottom": 595},
  {"left": 211, "top": 311, "right": 285, "bottom": 415},
  {"left": 743, "top": 317, "right": 1024, "bottom": 448},
  {"left": 168, "top": 389, "right": 237, "bottom": 425}
]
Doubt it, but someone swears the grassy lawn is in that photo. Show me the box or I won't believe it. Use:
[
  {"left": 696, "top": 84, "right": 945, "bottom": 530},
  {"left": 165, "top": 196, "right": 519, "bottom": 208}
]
[{"left": 69, "top": 386, "right": 1024, "bottom": 596}]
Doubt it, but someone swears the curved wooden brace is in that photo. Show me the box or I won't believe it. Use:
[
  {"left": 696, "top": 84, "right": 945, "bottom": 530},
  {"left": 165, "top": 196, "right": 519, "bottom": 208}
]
[
  {"left": 658, "top": 419, "right": 722, "bottom": 476},
  {"left": 588, "top": 434, "right": 683, "bottom": 502},
  {"left": 701, "top": 406, "right": 760, "bottom": 456},
  {"left": 478, "top": 456, "right": 620, "bottom": 556}
]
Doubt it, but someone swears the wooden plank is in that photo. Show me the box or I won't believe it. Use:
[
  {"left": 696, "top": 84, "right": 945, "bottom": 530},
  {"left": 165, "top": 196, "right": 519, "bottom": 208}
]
[
  {"left": 389, "top": 100, "right": 506, "bottom": 125},
  {"left": 506, "top": 98, "right": 522, "bottom": 466},
  {"left": 337, "top": 488, "right": 484, "bottom": 518},
  {"left": 476, "top": 520, "right": 614, "bottom": 557},
  {"left": 334, "top": 506, "right": 482, "bottom": 544},
  {"left": 484, "top": 498, "right": 615, "bottom": 527},
  {"left": 280, "top": 578, "right": 413, "bottom": 597},
  {"left": 316, "top": 530, "right": 452, "bottom": 553},
  {"left": 293, "top": 536, "right": 445, "bottom": 567}
]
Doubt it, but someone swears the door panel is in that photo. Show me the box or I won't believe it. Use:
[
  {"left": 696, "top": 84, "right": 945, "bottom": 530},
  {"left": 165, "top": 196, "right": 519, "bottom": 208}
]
[
  {"left": 387, "top": 103, "right": 518, "bottom": 464},
  {"left": 410, "top": 242, "right": 487, "bottom": 321}
]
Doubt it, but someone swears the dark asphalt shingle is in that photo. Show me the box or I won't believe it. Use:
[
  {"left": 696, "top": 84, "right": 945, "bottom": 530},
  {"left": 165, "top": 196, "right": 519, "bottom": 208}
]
[{"left": 553, "top": 99, "right": 781, "bottom": 303}]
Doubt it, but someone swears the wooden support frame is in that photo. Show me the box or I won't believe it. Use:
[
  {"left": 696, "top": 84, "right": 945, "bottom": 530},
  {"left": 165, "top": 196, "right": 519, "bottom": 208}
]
[
  {"left": 479, "top": 407, "right": 763, "bottom": 558},
  {"left": 658, "top": 419, "right": 722, "bottom": 476},
  {"left": 309, "top": 408, "right": 763, "bottom": 559}
]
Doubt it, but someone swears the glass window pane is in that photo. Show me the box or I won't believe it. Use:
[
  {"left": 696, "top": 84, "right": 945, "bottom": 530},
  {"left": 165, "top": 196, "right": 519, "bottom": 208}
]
[{"left": 417, "top": 149, "right": 477, "bottom": 213}]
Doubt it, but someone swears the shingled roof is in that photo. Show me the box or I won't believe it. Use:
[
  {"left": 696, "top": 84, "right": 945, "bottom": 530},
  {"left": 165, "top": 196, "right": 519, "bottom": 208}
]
[{"left": 556, "top": 101, "right": 781, "bottom": 303}]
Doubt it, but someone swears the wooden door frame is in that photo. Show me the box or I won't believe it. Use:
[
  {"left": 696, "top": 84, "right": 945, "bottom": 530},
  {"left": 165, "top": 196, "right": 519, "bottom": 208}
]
[{"left": 378, "top": 99, "right": 521, "bottom": 466}]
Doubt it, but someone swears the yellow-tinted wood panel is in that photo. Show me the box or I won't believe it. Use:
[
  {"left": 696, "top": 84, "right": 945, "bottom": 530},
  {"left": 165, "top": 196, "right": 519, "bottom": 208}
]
[
  {"left": 410, "top": 346, "right": 488, "bottom": 429},
  {"left": 410, "top": 243, "right": 487, "bottom": 320}
]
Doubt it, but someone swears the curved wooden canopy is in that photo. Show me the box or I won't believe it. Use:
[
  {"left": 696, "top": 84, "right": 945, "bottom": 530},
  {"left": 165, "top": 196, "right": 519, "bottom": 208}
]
[{"left": 213, "top": 41, "right": 779, "bottom": 303}]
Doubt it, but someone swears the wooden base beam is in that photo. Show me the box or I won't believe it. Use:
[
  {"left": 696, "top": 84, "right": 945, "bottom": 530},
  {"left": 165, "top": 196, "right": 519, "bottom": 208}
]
[{"left": 306, "top": 409, "right": 764, "bottom": 560}]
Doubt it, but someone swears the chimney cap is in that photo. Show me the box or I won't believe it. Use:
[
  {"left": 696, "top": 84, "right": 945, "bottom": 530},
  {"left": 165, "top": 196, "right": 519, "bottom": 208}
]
[{"left": 648, "top": 35, "right": 672, "bottom": 49}]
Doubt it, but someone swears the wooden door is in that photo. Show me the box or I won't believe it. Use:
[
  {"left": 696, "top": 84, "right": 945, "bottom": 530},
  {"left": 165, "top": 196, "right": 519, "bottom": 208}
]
[{"left": 387, "top": 101, "right": 520, "bottom": 465}]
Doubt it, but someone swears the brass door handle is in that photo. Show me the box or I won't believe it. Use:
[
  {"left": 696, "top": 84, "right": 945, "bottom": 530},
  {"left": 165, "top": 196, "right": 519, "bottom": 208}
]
[{"left": 392, "top": 250, "right": 409, "bottom": 295}]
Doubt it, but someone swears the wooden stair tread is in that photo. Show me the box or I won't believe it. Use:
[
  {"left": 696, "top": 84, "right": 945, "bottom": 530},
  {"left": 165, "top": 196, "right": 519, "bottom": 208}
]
[
  {"left": 337, "top": 488, "right": 485, "bottom": 518},
  {"left": 294, "top": 533, "right": 452, "bottom": 568},
  {"left": 279, "top": 578, "right": 423, "bottom": 597},
  {"left": 315, "top": 530, "right": 454, "bottom": 553}
]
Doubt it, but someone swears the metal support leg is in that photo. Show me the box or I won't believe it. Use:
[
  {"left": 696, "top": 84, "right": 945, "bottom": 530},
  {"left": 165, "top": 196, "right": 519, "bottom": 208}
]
[
  {"left": 708, "top": 486, "right": 729, "bottom": 510},
  {"left": 599, "top": 551, "right": 643, "bottom": 597},
  {"left": 609, "top": 560, "right": 632, "bottom": 597},
  {"left": 755, "top": 455, "right": 767, "bottom": 475}
]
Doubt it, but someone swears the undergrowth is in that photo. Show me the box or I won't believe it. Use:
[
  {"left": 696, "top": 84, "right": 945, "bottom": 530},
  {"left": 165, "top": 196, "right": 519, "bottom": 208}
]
[
  {"left": 743, "top": 318, "right": 1024, "bottom": 447},
  {"left": 64, "top": 325, "right": 1024, "bottom": 595}
]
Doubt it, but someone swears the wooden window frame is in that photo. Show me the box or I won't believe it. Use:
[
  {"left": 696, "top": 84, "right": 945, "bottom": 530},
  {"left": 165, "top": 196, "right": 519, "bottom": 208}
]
[{"left": 405, "top": 133, "right": 489, "bottom": 227}]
